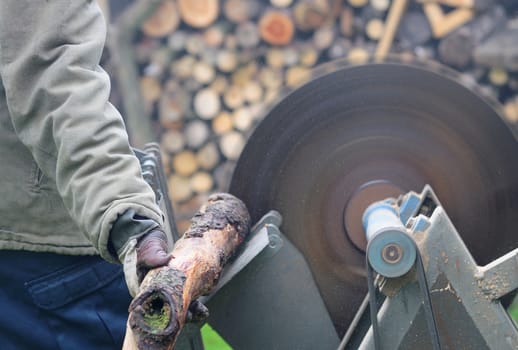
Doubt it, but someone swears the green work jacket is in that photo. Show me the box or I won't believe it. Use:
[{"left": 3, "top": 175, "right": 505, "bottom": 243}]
[{"left": 0, "top": 0, "right": 163, "bottom": 262}]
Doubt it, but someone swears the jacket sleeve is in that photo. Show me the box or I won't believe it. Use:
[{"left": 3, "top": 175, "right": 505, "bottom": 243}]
[{"left": 0, "top": 0, "right": 164, "bottom": 262}]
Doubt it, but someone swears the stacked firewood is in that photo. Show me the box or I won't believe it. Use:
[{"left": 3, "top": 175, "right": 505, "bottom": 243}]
[{"left": 122, "top": 0, "right": 518, "bottom": 231}]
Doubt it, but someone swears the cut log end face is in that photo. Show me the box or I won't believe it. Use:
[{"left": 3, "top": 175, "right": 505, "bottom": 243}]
[
  {"left": 259, "top": 12, "right": 295, "bottom": 46},
  {"left": 129, "top": 269, "right": 186, "bottom": 350},
  {"left": 185, "top": 193, "right": 251, "bottom": 240}
]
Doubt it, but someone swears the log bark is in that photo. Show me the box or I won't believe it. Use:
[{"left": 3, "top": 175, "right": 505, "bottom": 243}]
[{"left": 124, "top": 194, "right": 251, "bottom": 350}]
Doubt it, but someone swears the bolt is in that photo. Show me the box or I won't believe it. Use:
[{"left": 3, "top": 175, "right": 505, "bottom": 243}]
[{"left": 382, "top": 243, "right": 403, "bottom": 264}]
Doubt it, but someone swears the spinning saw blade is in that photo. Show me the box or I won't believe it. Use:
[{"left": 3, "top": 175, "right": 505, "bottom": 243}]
[{"left": 229, "top": 62, "right": 518, "bottom": 336}]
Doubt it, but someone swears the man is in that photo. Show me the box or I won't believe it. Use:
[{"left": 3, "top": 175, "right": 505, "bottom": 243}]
[{"left": 0, "top": 1, "right": 171, "bottom": 348}]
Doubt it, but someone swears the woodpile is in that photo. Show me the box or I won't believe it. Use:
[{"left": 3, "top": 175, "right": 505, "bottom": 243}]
[{"left": 111, "top": 0, "right": 518, "bottom": 230}]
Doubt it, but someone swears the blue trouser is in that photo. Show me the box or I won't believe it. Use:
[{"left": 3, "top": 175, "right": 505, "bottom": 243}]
[{"left": 0, "top": 250, "right": 132, "bottom": 349}]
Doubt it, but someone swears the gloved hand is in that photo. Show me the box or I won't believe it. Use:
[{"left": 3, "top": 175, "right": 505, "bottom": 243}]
[
  {"left": 119, "top": 228, "right": 171, "bottom": 297},
  {"left": 135, "top": 229, "right": 172, "bottom": 282}
]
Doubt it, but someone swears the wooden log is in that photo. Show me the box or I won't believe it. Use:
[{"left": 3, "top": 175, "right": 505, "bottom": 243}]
[
  {"left": 313, "top": 25, "right": 336, "bottom": 50},
  {"left": 194, "top": 88, "right": 221, "bottom": 120},
  {"left": 375, "top": 0, "right": 408, "bottom": 60},
  {"left": 171, "top": 56, "right": 196, "bottom": 79},
  {"left": 216, "top": 49, "right": 239, "bottom": 73},
  {"left": 161, "top": 130, "right": 185, "bottom": 154},
  {"left": 141, "top": 0, "right": 180, "bottom": 38},
  {"left": 203, "top": 25, "right": 227, "bottom": 48},
  {"left": 259, "top": 11, "right": 295, "bottom": 46},
  {"left": 283, "top": 47, "right": 299, "bottom": 67},
  {"left": 231, "top": 62, "right": 259, "bottom": 86},
  {"left": 223, "top": 0, "right": 262, "bottom": 23},
  {"left": 328, "top": 38, "right": 352, "bottom": 59},
  {"left": 348, "top": 0, "right": 368, "bottom": 8},
  {"left": 220, "top": 131, "right": 246, "bottom": 160},
  {"left": 294, "top": 0, "right": 331, "bottom": 31},
  {"left": 224, "top": 34, "right": 239, "bottom": 50},
  {"left": 232, "top": 107, "right": 255, "bottom": 131},
  {"left": 285, "top": 66, "right": 311, "bottom": 88},
  {"left": 488, "top": 67, "right": 509, "bottom": 87},
  {"left": 123, "top": 194, "right": 250, "bottom": 349},
  {"left": 264, "top": 88, "right": 281, "bottom": 104},
  {"left": 340, "top": 7, "right": 355, "bottom": 38},
  {"left": 190, "top": 172, "right": 214, "bottom": 194},
  {"left": 366, "top": 19, "right": 385, "bottom": 41},
  {"left": 159, "top": 82, "right": 189, "bottom": 129},
  {"left": 266, "top": 48, "right": 286, "bottom": 69},
  {"left": 300, "top": 46, "right": 320, "bottom": 67},
  {"left": 259, "top": 67, "right": 283, "bottom": 89},
  {"left": 185, "top": 120, "right": 211, "bottom": 149},
  {"left": 271, "top": 0, "right": 294, "bottom": 8},
  {"left": 503, "top": 96, "right": 518, "bottom": 123},
  {"left": 236, "top": 21, "right": 261, "bottom": 49},
  {"left": 167, "top": 174, "right": 193, "bottom": 203},
  {"left": 209, "top": 75, "right": 229, "bottom": 95},
  {"left": 140, "top": 76, "right": 162, "bottom": 104},
  {"left": 212, "top": 112, "right": 234, "bottom": 135},
  {"left": 223, "top": 85, "right": 245, "bottom": 109},
  {"left": 193, "top": 61, "right": 216, "bottom": 85},
  {"left": 167, "top": 31, "right": 188, "bottom": 52},
  {"left": 185, "top": 34, "right": 206, "bottom": 56},
  {"left": 178, "top": 0, "right": 219, "bottom": 29},
  {"left": 173, "top": 151, "right": 199, "bottom": 177},
  {"left": 371, "top": 0, "right": 390, "bottom": 12},
  {"left": 196, "top": 142, "right": 221, "bottom": 171},
  {"left": 348, "top": 47, "right": 370, "bottom": 64},
  {"left": 423, "top": 3, "right": 474, "bottom": 39},
  {"left": 243, "top": 81, "right": 264, "bottom": 103}
]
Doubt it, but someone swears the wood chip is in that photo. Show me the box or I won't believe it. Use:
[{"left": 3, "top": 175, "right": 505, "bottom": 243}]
[
  {"left": 423, "top": 3, "right": 474, "bottom": 39},
  {"left": 259, "top": 11, "right": 295, "bottom": 46},
  {"left": 194, "top": 88, "right": 221, "bottom": 120},
  {"left": 173, "top": 150, "right": 198, "bottom": 177},
  {"left": 212, "top": 112, "right": 234, "bottom": 135},
  {"left": 178, "top": 0, "right": 219, "bottom": 28},
  {"left": 220, "top": 131, "right": 246, "bottom": 160},
  {"left": 141, "top": 0, "right": 180, "bottom": 38}
]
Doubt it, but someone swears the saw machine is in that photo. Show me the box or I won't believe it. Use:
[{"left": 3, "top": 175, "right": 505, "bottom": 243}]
[{"left": 164, "top": 60, "right": 518, "bottom": 349}]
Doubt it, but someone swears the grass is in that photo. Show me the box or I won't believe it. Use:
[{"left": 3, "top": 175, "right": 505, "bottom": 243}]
[{"left": 201, "top": 323, "right": 232, "bottom": 350}]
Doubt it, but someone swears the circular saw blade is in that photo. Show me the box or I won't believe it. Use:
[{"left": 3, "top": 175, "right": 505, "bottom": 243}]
[{"left": 230, "top": 62, "right": 518, "bottom": 335}]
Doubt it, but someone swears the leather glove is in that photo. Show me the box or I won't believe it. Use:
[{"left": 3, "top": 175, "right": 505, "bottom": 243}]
[
  {"left": 119, "top": 228, "right": 171, "bottom": 296},
  {"left": 135, "top": 229, "right": 172, "bottom": 282}
]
